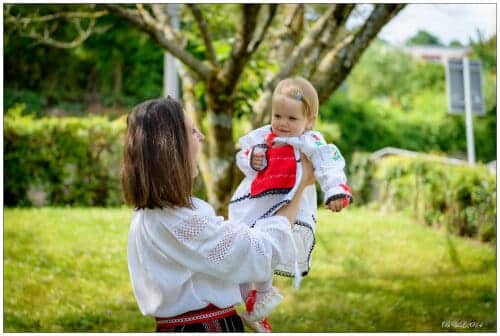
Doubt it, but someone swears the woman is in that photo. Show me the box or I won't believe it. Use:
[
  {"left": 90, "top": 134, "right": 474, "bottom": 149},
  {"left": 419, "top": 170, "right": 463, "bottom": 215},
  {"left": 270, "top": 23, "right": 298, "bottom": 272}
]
[{"left": 122, "top": 97, "right": 315, "bottom": 332}]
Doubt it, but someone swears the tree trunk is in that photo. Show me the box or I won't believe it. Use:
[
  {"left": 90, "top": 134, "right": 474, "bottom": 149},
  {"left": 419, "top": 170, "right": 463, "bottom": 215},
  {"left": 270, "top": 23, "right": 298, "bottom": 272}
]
[{"left": 202, "top": 83, "right": 237, "bottom": 215}]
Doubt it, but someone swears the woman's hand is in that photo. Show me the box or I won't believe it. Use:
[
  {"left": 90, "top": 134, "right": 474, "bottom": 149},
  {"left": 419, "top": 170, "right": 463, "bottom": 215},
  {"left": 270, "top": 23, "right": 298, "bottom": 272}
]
[
  {"left": 275, "top": 154, "right": 315, "bottom": 224},
  {"left": 300, "top": 154, "right": 315, "bottom": 188}
]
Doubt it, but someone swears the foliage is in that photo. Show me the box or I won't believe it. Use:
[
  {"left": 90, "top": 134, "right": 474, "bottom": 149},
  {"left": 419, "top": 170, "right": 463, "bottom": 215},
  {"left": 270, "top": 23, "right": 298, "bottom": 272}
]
[
  {"left": 4, "top": 5, "right": 163, "bottom": 116},
  {"left": 324, "top": 39, "right": 497, "bottom": 164},
  {"left": 470, "top": 33, "right": 496, "bottom": 74},
  {"left": 449, "top": 40, "right": 463, "bottom": 47},
  {"left": 347, "top": 39, "right": 496, "bottom": 115},
  {"left": 348, "top": 41, "right": 442, "bottom": 111},
  {"left": 318, "top": 93, "right": 496, "bottom": 164},
  {"left": 350, "top": 153, "right": 496, "bottom": 242},
  {"left": 405, "top": 29, "right": 443, "bottom": 46},
  {"left": 4, "top": 115, "right": 126, "bottom": 206},
  {"left": 4, "top": 114, "right": 207, "bottom": 207},
  {"left": 4, "top": 207, "right": 496, "bottom": 331}
]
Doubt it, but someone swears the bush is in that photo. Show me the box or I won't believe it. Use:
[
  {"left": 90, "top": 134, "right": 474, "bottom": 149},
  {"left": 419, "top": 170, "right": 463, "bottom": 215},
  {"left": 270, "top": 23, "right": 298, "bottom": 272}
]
[
  {"left": 5, "top": 115, "right": 126, "bottom": 206},
  {"left": 319, "top": 93, "right": 496, "bottom": 165},
  {"left": 4, "top": 115, "right": 208, "bottom": 207},
  {"left": 350, "top": 153, "right": 496, "bottom": 243}
]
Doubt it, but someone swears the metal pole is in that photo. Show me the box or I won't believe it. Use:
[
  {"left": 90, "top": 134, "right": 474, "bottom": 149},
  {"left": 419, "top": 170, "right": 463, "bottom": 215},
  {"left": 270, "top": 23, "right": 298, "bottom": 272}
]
[
  {"left": 164, "top": 4, "right": 180, "bottom": 99},
  {"left": 462, "top": 57, "right": 476, "bottom": 165}
]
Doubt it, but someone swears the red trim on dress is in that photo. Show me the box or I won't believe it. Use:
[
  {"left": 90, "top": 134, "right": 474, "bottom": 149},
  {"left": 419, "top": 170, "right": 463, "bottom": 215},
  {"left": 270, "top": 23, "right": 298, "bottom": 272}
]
[{"left": 155, "top": 304, "right": 237, "bottom": 328}]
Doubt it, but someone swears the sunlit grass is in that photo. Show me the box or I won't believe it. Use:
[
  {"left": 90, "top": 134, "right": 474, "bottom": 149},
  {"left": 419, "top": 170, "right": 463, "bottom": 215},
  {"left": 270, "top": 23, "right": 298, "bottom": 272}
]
[
  {"left": 4, "top": 207, "right": 154, "bottom": 332},
  {"left": 273, "top": 208, "right": 496, "bottom": 332},
  {"left": 4, "top": 207, "right": 496, "bottom": 331}
]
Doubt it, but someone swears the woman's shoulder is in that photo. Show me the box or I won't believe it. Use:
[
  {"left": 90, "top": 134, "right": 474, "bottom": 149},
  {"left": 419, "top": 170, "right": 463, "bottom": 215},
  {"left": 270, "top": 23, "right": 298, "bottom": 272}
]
[
  {"left": 134, "top": 198, "right": 216, "bottom": 224},
  {"left": 165, "top": 198, "right": 215, "bottom": 219}
]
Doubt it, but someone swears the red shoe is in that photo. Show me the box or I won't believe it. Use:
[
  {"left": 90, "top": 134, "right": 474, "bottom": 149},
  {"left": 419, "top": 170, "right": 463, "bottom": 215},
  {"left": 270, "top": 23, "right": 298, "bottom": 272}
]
[
  {"left": 241, "top": 313, "right": 272, "bottom": 333},
  {"left": 241, "top": 289, "right": 275, "bottom": 332},
  {"left": 245, "top": 289, "right": 257, "bottom": 313}
]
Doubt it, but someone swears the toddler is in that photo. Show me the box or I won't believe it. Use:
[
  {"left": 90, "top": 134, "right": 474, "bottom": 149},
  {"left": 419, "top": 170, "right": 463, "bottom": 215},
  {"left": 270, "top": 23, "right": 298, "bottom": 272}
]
[{"left": 228, "top": 77, "right": 352, "bottom": 332}]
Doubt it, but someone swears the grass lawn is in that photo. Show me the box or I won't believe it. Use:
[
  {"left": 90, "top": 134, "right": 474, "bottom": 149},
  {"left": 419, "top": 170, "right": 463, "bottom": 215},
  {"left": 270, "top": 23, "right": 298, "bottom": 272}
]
[{"left": 4, "top": 207, "right": 496, "bottom": 332}]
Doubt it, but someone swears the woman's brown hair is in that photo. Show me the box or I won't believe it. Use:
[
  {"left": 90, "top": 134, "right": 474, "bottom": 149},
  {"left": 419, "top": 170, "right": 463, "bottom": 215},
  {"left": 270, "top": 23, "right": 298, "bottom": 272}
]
[{"left": 121, "top": 97, "right": 194, "bottom": 209}]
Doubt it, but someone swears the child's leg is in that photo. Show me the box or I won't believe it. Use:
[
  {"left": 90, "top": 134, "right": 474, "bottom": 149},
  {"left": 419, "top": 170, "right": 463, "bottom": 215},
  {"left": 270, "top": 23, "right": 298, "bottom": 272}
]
[
  {"left": 241, "top": 277, "right": 283, "bottom": 322},
  {"left": 254, "top": 278, "right": 273, "bottom": 301}
]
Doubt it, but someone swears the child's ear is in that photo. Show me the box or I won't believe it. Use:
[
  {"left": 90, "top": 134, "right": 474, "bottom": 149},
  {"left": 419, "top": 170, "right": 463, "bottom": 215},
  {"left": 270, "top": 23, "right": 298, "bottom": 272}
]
[{"left": 306, "top": 116, "right": 316, "bottom": 130}]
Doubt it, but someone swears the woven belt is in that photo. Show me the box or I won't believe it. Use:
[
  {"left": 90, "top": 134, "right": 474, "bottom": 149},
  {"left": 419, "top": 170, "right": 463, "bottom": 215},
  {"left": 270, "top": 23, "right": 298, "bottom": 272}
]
[{"left": 155, "top": 304, "right": 237, "bottom": 328}]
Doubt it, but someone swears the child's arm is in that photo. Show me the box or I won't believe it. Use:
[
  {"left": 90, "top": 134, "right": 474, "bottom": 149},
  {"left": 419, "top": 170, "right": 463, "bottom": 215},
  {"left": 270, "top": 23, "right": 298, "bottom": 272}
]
[
  {"left": 235, "top": 126, "right": 270, "bottom": 176},
  {"left": 273, "top": 131, "right": 352, "bottom": 212},
  {"left": 305, "top": 131, "right": 352, "bottom": 212},
  {"left": 236, "top": 144, "right": 267, "bottom": 175}
]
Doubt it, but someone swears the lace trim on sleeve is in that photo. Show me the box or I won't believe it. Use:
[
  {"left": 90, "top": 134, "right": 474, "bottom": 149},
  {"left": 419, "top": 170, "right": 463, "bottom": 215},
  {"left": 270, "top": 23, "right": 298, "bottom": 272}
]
[
  {"left": 174, "top": 215, "right": 209, "bottom": 242},
  {"left": 207, "top": 224, "right": 237, "bottom": 263},
  {"left": 207, "top": 225, "right": 266, "bottom": 264}
]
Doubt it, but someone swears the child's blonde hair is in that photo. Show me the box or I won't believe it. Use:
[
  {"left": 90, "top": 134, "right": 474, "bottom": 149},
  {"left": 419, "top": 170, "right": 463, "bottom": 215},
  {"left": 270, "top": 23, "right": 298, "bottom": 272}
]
[{"left": 272, "top": 77, "right": 319, "bottom": 123}]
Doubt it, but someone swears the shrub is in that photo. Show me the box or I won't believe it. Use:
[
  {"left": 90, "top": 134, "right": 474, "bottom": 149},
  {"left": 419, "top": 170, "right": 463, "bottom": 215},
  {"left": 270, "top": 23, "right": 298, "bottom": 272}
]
[
  {"left": 5, "top": 115, "right": 126, "bottom": 206},
  {"left": 4, "top": 115, "right": 208, "bottom": 207},
  {"left": 350, "top": 153, "right": 496, "bottom": 243},
  {"left": 319, "top": 93, "right": 496, "bottom": 165}
]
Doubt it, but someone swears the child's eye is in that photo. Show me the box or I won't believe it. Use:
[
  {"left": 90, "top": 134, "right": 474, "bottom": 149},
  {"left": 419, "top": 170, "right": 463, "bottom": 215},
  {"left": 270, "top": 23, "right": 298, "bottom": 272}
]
[
  {"left": 274, "top": 115, "right": 281, "bottom": 119},
  {"left": 290, "top": 117, "right": 297, "bottom": 120}
]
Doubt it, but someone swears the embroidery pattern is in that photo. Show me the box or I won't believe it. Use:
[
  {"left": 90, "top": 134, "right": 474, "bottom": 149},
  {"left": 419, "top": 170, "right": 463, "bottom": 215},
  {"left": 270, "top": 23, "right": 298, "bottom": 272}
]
[{"left": 156, "top": 307, "right": 236, "bottom": 326}]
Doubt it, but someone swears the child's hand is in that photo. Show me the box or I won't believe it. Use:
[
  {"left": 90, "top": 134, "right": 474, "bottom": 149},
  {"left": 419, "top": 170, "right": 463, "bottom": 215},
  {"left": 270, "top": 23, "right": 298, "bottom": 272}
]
[
  {"left": 326, "top": 198, "right": 346, "bottom": 212},
  {"left": 251, "top": 151, "right": 265, "bottom": 170}
]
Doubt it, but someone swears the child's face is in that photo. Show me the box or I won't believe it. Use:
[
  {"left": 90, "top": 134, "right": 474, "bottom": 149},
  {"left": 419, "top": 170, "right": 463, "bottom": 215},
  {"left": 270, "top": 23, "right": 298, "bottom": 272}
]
[{"left": 271, "top": 96, "right": 313, "bottom": 137}]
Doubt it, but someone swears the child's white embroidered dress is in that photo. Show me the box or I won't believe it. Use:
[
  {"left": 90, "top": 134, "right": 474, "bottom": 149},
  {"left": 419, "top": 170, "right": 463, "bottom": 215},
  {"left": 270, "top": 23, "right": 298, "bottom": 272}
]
[{"left": 228, "top": 125, "right": 351, "bottom": 280}]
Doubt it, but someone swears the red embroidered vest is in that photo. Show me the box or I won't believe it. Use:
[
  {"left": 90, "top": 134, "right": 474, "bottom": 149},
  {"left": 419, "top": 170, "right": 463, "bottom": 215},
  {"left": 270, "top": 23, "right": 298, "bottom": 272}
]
[{"left": 250, "top": 133, "right": 297, "bottom": 197}]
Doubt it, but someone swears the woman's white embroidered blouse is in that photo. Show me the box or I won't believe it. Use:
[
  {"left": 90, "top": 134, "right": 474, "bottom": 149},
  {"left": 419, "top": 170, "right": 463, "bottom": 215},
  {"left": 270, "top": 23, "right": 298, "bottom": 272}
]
[{"left": 127, "top": 197, "right": 295, "bottom": 318}]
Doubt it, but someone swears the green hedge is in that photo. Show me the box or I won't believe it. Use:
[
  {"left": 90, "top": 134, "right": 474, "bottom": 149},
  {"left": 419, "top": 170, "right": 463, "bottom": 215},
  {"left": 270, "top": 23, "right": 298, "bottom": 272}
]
[
  {"left": 350, "top": 152, "right": 496, "bottom": 242},
  {"left": 5, "top": 116, "right": 126, "bottom": 206},
  {"left": 318, "top": 93, "right": 497, "bottom": 165}
]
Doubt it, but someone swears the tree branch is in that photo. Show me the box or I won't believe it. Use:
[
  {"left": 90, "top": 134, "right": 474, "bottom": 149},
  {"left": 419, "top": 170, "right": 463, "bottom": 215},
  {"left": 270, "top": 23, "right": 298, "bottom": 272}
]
[
  {"left": 26, "top": 18, "right": 97, "bottom": 48},
  {"left": 304, "top": 4, "right": 355, "bottom": 78},
  {"left": 151, "top": 4, "right": 168, "bottom": 25},
  {"left": 136, "top": 4, "right": 159, "bottom": 28},
  {"left": 251, "top": 5, "right": 336, "bottom": 127},
  {"left": 271, "top": 5, "right": 338, "bottom": 86},
  {"left": 268, "top": 4, "right": 304, "bottom": 63},
  {"left": 5, "top": 5, "right": 108, "bottom": 49},
  {"left": 284, "top": 3, "right": 302, "bottom": 28},
  {"left": 104, "top": 4, "right": 215, "bottom": 80},
  {"left": 220, "top": 4, "right": 261, "bottom": 88},
  {"left": 247, "top": 4, "right": 278, "bottom": 55},
  {"left": 151, "top": 4, "right": 183, "bottom": 41},
  {"left": 312, "top": 4, "right": 405, "bottom": 103},
  {"left": 188, "top": 4, "right": 218, "bottom": 68},
  {"left": 5, "top": 9, "right": 108, "bottom": 25}
]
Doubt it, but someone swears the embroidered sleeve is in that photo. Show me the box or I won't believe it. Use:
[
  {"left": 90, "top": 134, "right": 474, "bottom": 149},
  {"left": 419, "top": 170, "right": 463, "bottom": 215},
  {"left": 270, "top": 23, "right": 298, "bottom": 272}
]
[
  {"left": 155, "top": 207, "right": 294, "bottom": 284},
  {"left": 305, "top": 131, "right": 352, "bottom": 203},
  {"left": 236, "top": 126, "right": 270, "bottom": 175}
]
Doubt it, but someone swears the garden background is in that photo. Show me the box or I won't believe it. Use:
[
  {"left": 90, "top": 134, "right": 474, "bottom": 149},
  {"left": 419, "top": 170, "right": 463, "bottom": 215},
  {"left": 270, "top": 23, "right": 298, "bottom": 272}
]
[{"left": 4, "top": 4, "right": 497, "bottom": 332}]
